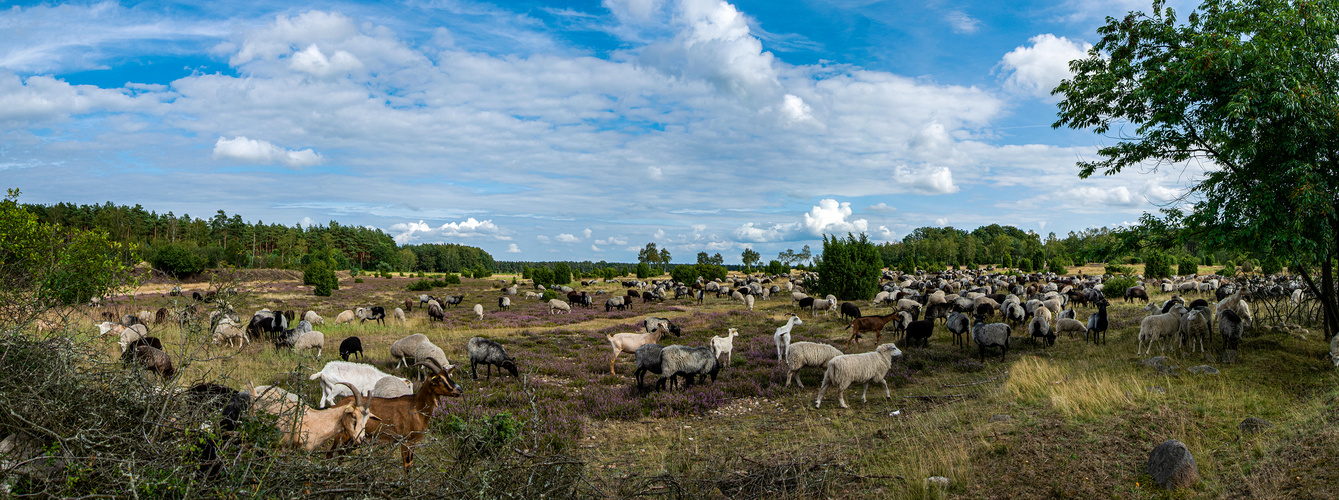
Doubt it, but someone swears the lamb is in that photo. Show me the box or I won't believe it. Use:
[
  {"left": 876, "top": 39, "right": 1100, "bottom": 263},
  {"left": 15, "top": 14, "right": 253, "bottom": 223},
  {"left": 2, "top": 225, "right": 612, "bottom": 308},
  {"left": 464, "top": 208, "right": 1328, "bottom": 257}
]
[
  {"left": 633, "top": 344, "right": 665, "bottom": 389},
  {"left": 1219, "top": 309, "right": 1244, "bottom": 350},
  {"left": 309, "top": 361, "right": 404, "bottom": 408},
  {"left": 1138, "top": 305, "right": 1188, "bottom": 356},
  {"left": 904, "top": 320, "right": 935, "bottom": 348},
  {"left": 335, "top": 310, "right": 356, "bottom": 324},
  {"left": 550, "top": 299, "right": 572, "bottom": 314},
  {"left": 607, "top": 326, "right": 669, "bottom": 374},
  {"left": 293, "top": 331, "right": 325, "bottom": 358},
  {"left": 709, "top": 328, "right": 739, "bottom": 365},
  {"left": 370, "top": 376, "right": 414, "bottom": 398},
  {"left": 304, "top": 310, "right": 324, "bottom": 325},
  {"left": 946, "top": 312, "right": 970, "bottom": 349},
  {"left": 783, "top": 342, "right": 843, "bottom": 388},
  {"left": 390, "top": 334, "right": 428, "bottom": 368},
  {"left": 339, "top": 336, "right": 364, "bottom": 361},
  {"left": 1055, "top": 318, "right": 1087, "bottom": 339},
  {"left": 412, "top": 341, "right": 450, "bottom": 380},
  {"left": 393, "top": 307, "right": 406, "bottom": 324},
  {"left": 466, "top": 337, "right": 518, "bottom": 379},
  {"left": 473, "top": 304, "right": 484, "bottom": 320},
  {"left": 972, "top": 316, "right": 1012, "bottom": 363},
  {"left": 814, "top": 343, "right": 904, "bottom": 409},
  {"left": 773, "top": 314, "right": 805, "bottom": 362},
  {"left": 498, "top": 296, "right": 511, "bottom": 311},
  {"left": 657, "top": 345, "right": 720, "bottom": 390},
  {"left": 1086, "top": 301, "right": 1109, "bottom": 345},
  {"left": 1180, "top": 306, "right": 1211, "bottom": 353}
]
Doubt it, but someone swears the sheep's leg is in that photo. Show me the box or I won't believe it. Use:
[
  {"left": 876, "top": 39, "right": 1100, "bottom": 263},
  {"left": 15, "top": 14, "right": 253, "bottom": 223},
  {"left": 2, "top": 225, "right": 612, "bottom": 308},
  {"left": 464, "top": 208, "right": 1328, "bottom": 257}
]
[
  {"left": 880, "top": 378, "right": 891, "bottom": 400},
  {"left": 861, "top": 382, "right": 869, "bottom": 403},
  {"left": 838, "top": 383, "right": 850, "bottom": 409},
  {"left": 814, "top": 377, "right": 828, "bottom": 408}
]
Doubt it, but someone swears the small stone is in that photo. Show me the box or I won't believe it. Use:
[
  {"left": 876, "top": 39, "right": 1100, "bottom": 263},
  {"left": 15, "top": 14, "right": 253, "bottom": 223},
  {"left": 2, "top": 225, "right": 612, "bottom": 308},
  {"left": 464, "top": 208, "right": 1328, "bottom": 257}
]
[
  {"left": 990, "top": 414, "right": 1011, "bottom": 422},
  {"left": 1147, "top": 439, "right": 1199, "bottom": 490},
  {"left": 1148, "top": 386, "right": 1166, "bottom": 394},
  {"left": 925, "top": 476, "right": 950, "bottom": 488},
  {"left": 1239, "top": 417, "right": 1272, "bottom": 434},
  {"left": 1187, "top": 365, "right": 1220, "bottom": 375}
]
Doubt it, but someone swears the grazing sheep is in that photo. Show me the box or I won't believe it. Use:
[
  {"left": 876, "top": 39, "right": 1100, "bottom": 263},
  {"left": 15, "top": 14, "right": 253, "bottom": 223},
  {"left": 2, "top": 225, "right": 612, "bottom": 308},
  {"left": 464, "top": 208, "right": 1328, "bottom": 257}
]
[
  {"left": 304, "top": 310, "right": 324, "bottom": 325},
  {"left": 904, "top": 320, "right": 934, "bottom": 348},
  {"left": 339, "top": 337, "right": 364, "bottom": 361},
  {"left": 784, "top": 342, "right": 843, "bottom": 388},
  {"left": 1055, "top": 318, "right": 1086, "bottom": 339},
  {"left": 393, "top": 307, "right": 406, "bottom": 324},
  {"left": 99, "top": 322, "right": 149, "bottom": 353},
  {"left": 293, "top": 331, "right": 325, "bottom": 358},
  {"left": 473, "top": 304, "right": 484, "bottom": 320},
  {"left": 361, "top": 306, "right": 387, "bottom": 325},
  {"left": 1058, "top": 308, "right": 1076, "bottom": 321},
  {"left": 811, "top": 299, "right": 838, "bottom": 316},
  {"left": 657, "top": 345, "right": 720, "bottom": 390},
  {"left": 427, "top": 303, "right": 445, "bottom": 321},
  {"left": 633, "top": 344, "right": 665, "bottom": 389},
  {"left": 1138, "top": 305, "right": 1188, "bottom": 356},
  {"left": 709, "top": 328, "right": 739, "bottom": 365},
  {"left": 390, "top": 334, "right": 429, "bottom": 369},
  {"left": 1124, "top": 286, "right": 1149, "bottom": 303},
  {"left": 132, "top": 345, "right": 175, "bottom": 379},
  {"left": 404, "top": 298, "right": 414, "bottom": 312},
  {"left": 154, "top": 307, "right": 169, "bottom": 324},
  {"left": 1086, "top": 302, "right": 1110, "bottom": 345},
  {"left": 371, "top": 376, "right": 415, "bottom": 398},
  {"left": 607, "top": 326, "right": 669, "bottom": 374},
  {"left": 814, "top": 343, "right": 904, "bottom": 409},
  {"left": 972, "top": 316, "right": 1011, "bottom": 363},
  {"left": 946, "top": 312, "right": 970, "bottom": 349},
  {"left": 840, "top": 302, "right": 862, "bottom": 321},
  {"left": 335, "top": 310, "right": 356, "bottom": 324},
  {"left": 212, "top": 318, "right": 249, "bottom": 348},
  {"left": 549, "top": 299, "right": 572, "bottom": 314},
  {"left": 498, "top": 296, "right": 511, "bottom": 311},
  {"left": 1181, "top": 307, "right": 1211, "bottom": 353},
  {"left": 411, "top": 342, "right": 450, "bottom": 380},
  {"left": 466, "top": 337, "right": 518, "bottom": 379},
  {"left": 1029, "top": 314, "right": 1056, "bottom": 347},
  {"left": 745, "top": 294, "right": 755, "bottom": 311},
  {"left": 1220, "top": 309, "right": 1244, "bottom": 351},
  {"left": 773, "top": 314, "right": 805, "bottom": 362},
  {"left": 643, "top": 317, "right": 682, "bottom": 336},
  {"left": 525, "top": 291, "right": 540, "bottom": 300}
]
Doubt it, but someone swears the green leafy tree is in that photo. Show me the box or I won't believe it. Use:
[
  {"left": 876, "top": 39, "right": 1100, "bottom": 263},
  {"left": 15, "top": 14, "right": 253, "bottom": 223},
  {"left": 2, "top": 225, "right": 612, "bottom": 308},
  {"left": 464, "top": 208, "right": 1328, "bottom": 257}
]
[
  {"left": 741, "top": 248, "right": 761, "bottom": 271},
  {"left": 635, "top": 262, "right": 651, "bottom": 279},
  {"left": 1002, "top": 253, "right": 1013, "bottom": 269},
  {"left": 1018, "top": 258, "right": 1034, "bottom": 273},
  {"left": 1053, "top": 0, "right": 1339, "bottom": 337},
  {"left": 765, "top": 260, "right": 787, "bottom": 276},
  {"left": 1144, "top": 252, "right": 1172, "bottom": 279},
  {"left": 1048, "top": 257, "right": 1069, "bottom": 275},
  {"left": 671, "top": 264, "right": 696, "bottom": 284},
  {"left": 1178, "top": 258, "right": 1199, "bottom": 276},
  {"left": 531, "top": 267, "right": 553, "bottom": 287},
  {"left": 552, "top": 263, "right": 572, "bottom": 285},
  {"left": 151, "top": 242, "right": 206, "bottom": 278},
  {"left": 305, "top": 259, "right": 338, "bottom": 296},
  {"left": 812, "top": 233, "right": 881, "bottom": 300}
]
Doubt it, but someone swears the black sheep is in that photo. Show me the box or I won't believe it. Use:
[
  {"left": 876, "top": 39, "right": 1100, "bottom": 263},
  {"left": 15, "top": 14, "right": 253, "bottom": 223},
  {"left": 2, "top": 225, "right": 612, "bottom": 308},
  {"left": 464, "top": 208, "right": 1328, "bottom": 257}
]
[
  {"left": 361, "top": 306, "right": 386, "bottom": 325},
  {"left": 904, "top": 320, "right": 935, "bottom": 348},
  {"left": 339, "top": 336, "right": 364, "bottom": 361},
  {"left": 840, "top": 302, "right": 862, "bottom": 321},
  {"left": 120, "top": 337, "right": 164, "bottom": 363},
  {"left": 1086, "top": 301, "right": 1109, "bottom": 345},
  {"left": 798, "top": 296, "right": 815, "bottom": 312}
]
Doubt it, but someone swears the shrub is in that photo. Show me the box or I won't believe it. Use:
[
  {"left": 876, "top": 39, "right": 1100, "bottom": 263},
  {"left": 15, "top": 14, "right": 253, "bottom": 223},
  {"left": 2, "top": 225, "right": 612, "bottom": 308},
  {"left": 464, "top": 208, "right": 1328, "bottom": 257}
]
[
  {"left": 1017, "top": 258, "right": 1034, "bottom": 273},
  {"left": 1178, "top": 257, "right": 1199, "bottom": 276},
  {"left": 635, "top": 262, "right": 651, "bottom": 279},
  {"left": 1104, "top": 264, "right": 1134, "bottom": 275},
  {"left": 812, "top": 233, "right": 881, "bottom": 300},
  {"left": 541, "top": 290, "right": 562, "bottom": 302},
  {"left": 151, "top": 243, "right": 206, "bottom": 278},
  {"left": 1260, "top": 258, "right": 1282, "bottom": 275},
  {"left": 354, "top": 277, "right": 364, "bottom": 283},
  {"left": 1218, "top": 261, "right": 1237, "bottom": 277},
  {"left": 766, "top": 260, "right": 787, "bottom": 276},
  {"left": 1202, "top": 254, "right": 1215, "bottom": 266},
  {"left": 670, "top": 264, "right": 696, "bottom": 284},
  {"left": 1101, "top": 276, "right": 1137, "bottom": 300},
  {"left": 1002, "top": 253, "right": 1013, "bottom": 268},
  {"left": 1048, "top": 257, "right": 1069, "bottom": 275},
  {"left": 1143, "top": 252, "right": 1172, "bottom": 279},
  {"left": 1239, "top": 259, "right": 1255, "bottom": 274},
  {"left": 442, "top": 273, "right": 461, "bottom": 285},
  {"left": 305, "top": 260, "right": 339, "bottom": 297},
  {"left": 552, "top": 263, "right": 572, "bottom": 285},
  {"left": 532, "top": 267, "right": 554, "bottom": 287},
  {"left": 407, "top": 279, "right": 435, "bottom": 292}
]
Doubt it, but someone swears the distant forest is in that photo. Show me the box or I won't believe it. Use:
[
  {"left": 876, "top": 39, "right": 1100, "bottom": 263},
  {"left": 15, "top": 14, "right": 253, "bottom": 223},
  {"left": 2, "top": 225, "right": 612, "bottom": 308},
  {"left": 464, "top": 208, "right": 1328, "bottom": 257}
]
[{"left": 22, "top": 201, "right": 1233, "bottom": 277}]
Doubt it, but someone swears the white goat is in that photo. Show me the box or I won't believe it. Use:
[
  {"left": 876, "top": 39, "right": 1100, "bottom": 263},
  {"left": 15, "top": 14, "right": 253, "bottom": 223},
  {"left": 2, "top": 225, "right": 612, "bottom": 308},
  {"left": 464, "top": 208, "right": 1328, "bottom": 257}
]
[
  {"left": 773, "top": 314, "right": 805, "bottom": 362},
  {"left": 308, "top": 361, "right": 402, "bottom": 408},
  {"left": 710, "top": 328, "right": 739, "bottom": 365}
]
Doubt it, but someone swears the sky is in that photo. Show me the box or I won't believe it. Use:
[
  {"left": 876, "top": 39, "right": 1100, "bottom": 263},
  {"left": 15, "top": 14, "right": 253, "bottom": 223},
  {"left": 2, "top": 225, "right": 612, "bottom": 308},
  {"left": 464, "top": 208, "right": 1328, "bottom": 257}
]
[{"left": 0, "top": 0, "right": 1208, "bottom": 264}]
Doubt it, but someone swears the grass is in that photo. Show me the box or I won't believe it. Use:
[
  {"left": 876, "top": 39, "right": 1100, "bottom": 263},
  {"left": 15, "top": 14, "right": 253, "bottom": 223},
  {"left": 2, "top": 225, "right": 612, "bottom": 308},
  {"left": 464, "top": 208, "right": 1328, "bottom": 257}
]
[{"left": 29, "top": 269, "right": 1339, "bottom": 498}]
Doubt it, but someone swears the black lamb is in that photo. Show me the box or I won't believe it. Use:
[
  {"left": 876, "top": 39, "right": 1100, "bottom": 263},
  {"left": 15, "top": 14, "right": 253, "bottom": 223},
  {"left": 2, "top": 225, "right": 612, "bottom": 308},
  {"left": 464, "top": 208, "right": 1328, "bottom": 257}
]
[{"left": 339, "top": 336, "right": 364, "bottom": 361}]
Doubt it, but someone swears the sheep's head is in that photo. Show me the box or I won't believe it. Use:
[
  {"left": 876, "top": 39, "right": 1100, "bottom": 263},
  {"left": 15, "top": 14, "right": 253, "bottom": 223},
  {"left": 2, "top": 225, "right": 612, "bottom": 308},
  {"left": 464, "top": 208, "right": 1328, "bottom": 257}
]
[
  {"left": 877, "top": 343, "right": 903, "bottom": 358},
  {"left": 500, "top": 359, "right": 519, "bottom": 378}
]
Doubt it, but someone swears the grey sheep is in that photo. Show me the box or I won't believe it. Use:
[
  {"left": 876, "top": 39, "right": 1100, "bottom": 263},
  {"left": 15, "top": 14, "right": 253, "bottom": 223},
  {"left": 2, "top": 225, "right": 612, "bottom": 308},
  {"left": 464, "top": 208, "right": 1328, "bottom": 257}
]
[
  {"left": 370, "top": 376, "right": 414, "bottom": 398},
  {"left": 814, "top": 343, "right": 903, "bottom": 409},
  {"left": 1220, "top": 309, "right": 1244, "bottom": 351},
  {"left": 946, "top": 312, "right": 970, "bottom": 349},
  {"left": 411, "top": 341, "right": 450, "bottom": 380},
  {"left": 633, "top": 343, "right": 664, "bottom": 389},
  {"left": 466, "top": 336, "right": 518, "bottom": 379},
  {"left": 972, "top": 316, "right": 1011, "bottom": 363},
  {"left": 657, "top": 345, "right": 720, "bottom": 390},
  {"left": 784, "top": 341, "right": 843, "bottom": 388},
  {"left": 390, "top": 334, "right": 429, "bottom": 368},
  {"left": 1055, "top": 318, "right": 1087, "bottom": 340},
  {"left": 1180, "top": 306, "right": 1211, "bottom": 353}
]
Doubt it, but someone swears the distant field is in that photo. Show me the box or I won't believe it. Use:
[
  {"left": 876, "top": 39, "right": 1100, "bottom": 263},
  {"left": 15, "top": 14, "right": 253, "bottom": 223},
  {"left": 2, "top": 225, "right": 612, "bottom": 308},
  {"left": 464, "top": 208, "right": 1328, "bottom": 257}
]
[{"left": 51, "top": 268, "right": 1339, "bottom": 498}]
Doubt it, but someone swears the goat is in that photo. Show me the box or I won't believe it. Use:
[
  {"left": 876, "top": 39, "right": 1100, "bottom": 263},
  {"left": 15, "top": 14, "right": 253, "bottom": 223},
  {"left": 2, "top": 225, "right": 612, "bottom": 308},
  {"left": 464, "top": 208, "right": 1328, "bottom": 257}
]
[
  {"left": 279, "top": 382, "right": 375, "bottom": 452},
  {"left": 773, "top": 314, "right": 804, "bottom": 362},
  {"left": 329, "top": 359, "right": 463, "bottom": 470},
  {"left": 607, "top": 326, "right": 669, "bottom": 374},
  {"left": 709, "top": 328, "right": 739, "bottom": 365},
  {"left": 309, "top": 360, "right": 402, "bottom": 408},
  {"left": 843, "top": 311, "right": 900, "bottom": 348}
]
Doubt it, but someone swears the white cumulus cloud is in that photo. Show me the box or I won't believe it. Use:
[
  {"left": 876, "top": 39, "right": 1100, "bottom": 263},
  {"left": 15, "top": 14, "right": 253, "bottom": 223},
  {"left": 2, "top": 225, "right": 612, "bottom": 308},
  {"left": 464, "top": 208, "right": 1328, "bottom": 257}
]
[
  {"left": 212, "top": 136, "right": 322, "bottom": 168},
  {"left": 507, "top": 243, "right": 521, "bottom": 253},
  {"left": 647, "top": 166, "right": 664, "bottom": 180},
  {"left": 289, "top": 44, "right": 364, "bottom": 77},
  {"left": 1001, "top": 34, "right": 1092, "bottom": 100},
  {"left": 555, "top": 233, "right": 580, "bottom": 243},
  {"left": 388, "top": 218, "right": 510, "bottom": 244},
  {"left": 733, "top": 199, "right": 869, "bottom": 242}
]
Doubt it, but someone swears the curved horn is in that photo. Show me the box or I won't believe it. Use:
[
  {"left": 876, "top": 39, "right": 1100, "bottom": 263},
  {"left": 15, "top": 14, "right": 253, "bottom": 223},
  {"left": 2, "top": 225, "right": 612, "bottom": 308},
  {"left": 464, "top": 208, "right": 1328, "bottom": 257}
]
[{"left": 336, "top": 382, "right": 363, "bottom": 407}]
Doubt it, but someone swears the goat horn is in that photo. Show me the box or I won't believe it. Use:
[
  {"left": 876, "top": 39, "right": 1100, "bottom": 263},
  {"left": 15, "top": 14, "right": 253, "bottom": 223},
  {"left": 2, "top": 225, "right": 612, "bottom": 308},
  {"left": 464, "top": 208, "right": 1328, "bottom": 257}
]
[{"left": 336, "top": 382, "right": 363, "bottom": 407}]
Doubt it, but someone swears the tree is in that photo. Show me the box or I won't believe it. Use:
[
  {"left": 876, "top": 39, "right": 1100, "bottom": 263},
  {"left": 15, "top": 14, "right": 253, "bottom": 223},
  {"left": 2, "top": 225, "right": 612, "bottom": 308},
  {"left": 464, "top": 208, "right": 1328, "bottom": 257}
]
[
  {"left": 1144, "top": 252, "right": 1172, "bottom": 279},
  {"left": 1178, "top": 257, "right": 1199, "bottom": 276},
  {"left": 741, "top": 248, "right": 761, "bottom": 270},
  {"left": 151, "top": 242, "right": 206, "bottom": 278},
  {"left": 305, "top": 260, "right": 338, "bottom": 296},
  {"left": 658, "top": 248, "right": 671, "bottom": 267},
  {"left": 1054, "top": 0, "right": 1339, "bottom": 338},
  {"left": 552, "top": 263, "right": 571, "bottom": 285},
  {"left": 812, "top": 233, "right": 881, "bottom": 300},
  {"left": 766, "top": 260, "right": 787, "bottom": 276},
  {"left": 531, "top": 266, "right": 554, "bottom": 287},
  {"left": 638, "top": 243, "right": 659, "bottom": 265},
  {"left": 696, "top": 252, "right": 711, "bottom": 265},
  {"left": 635, "top": 262, "right": 651, "bottom": 279}
]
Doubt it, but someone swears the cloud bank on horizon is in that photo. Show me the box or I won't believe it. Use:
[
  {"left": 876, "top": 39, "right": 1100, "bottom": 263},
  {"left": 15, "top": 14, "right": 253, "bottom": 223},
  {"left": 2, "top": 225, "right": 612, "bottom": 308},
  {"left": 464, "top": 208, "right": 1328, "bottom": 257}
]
[{"left": 0, "top": 0, "right": 1205, "bottom": 264}]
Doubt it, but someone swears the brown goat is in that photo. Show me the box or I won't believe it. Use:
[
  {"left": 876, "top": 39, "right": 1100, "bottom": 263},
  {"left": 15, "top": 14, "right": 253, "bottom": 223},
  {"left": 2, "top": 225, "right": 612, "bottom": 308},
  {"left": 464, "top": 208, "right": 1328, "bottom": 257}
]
[
  {"left": 843, "top": 312, "right": 901, "bottom": 349},
  {"left": 330, "top": 359, "right": 463, "bottom": 469}
]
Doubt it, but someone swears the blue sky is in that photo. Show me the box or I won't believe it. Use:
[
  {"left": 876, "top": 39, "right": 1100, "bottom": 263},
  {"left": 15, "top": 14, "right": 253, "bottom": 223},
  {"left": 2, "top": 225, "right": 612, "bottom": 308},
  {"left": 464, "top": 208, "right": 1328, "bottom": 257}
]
[{"left": 0, "top": 0, "right": 1206, "bottom": 263}]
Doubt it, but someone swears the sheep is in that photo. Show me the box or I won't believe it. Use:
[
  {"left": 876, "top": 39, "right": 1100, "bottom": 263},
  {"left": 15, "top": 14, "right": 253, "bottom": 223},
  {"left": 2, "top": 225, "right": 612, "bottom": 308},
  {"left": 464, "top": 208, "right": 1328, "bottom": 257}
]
[
  {"left": 810, "top": 298, "right": 838, "bottom": 316},
  {"left": 212, "top": 318, "right": 249, "bottom": 348},
  {"left": 370, "top": 376, "right": 414, "bottom": 398},
  {"left": 797, "top": 296, "right": 815, "bottom": 312},
  {"left": 273, "top": 321, "right": 312, "bottom": 351},
  {"left": 840, "top": 302, "right": 862, "bottom": 321},
  {"left": 309, "top": 361, "right": 403, "bottom": 408},
  {"left": 303, "top": 310, "right": 323, "bottom": 326},
  {"left": 709, "top": 328, "right": 739, "bottom": 365},
  {"left": 524, "top": 291, "right": 540, "bottom": 300},
  {"left": 427, "top": 303, "right": 445, "bottom": 321},
  {"left": 412, "top": 341, "right": 450, "bottom": 380},
  {"left": 1057, "top": 308, "right": 1076, "bottom": 321},
  {"left": 466, "top": 337, "right": 518, "bottom": 379},
  {"left": 1029, "top": 313, "right": 1056, "bottom": 347},
  {"left": 1138, "top": 305, "right": 1188, "bottom": 356},
  {"left": 361, "top": 306, "right": 386, "bottom": 325},
  {"left": 393, "top": 307, "right": 405, "bottom": 324},
  {"left": 473, "top": 304, "right": 484, "bottom": 320},
  {"left": 1086, "top": 301, "right": 1110, "bottom": 344},
  {"left": 773, "top": 314, "right": 805, "bottom": 362},
  {"left": 783, "top": 342, "right": 843, "bottom": 388},
  {"left": 745, "top": 294, "right": 755, "bottom": 311},
  {"left": 1220, "top": 309, "right": 1244, "bottom": 350},
  {"left": 972, "top": 316, "right": 1012, "bottom": 363},
  {"left": 550, "top": 299, "right": 572, "bottom": 314},
  {"left": 607, "top": 326, "right": 669, "bottom": 374},
  {"left": 328, "top": 359, "right": 463, "bottom": 470},
  {"left": 278, "top": 383, "right": 375, "bottom": 452},
  {"left": 872, "top": 291, "right": 892, "bottom": 306},
  {"left": 633, "top": 344, "right": 665, "bottom": 389},
  {"left": 390, "top": 334, "right": 428, "bottom": 369},
  {"left": 293, "top": 331, "right": 325, "bottom": 358},
  {"left": 335, "top": 310, "right": 356, "bottom": 324},
  {"left": 1055, "top": 318, "right": 1087, "bottom": 339},
  {"left": 153, "top": 307, "right": 169, "bottom": 324},
  {"left": 643, "top": 317, "right": 683, "bottom": 336},
  {"left": 814, "top": 343, "right": 904, "bottom": 409},
  {"left": 404, "top": 298, "right": 414, "bottom": 312},
  {"left": 1124, "top": 286, "right": 1149, "bottom": 303},
  {"left": 339, "top": 337, "right": 364, "bottom": 361},
  {"left": 498, "top": 296, "right": 511, "bottom": 311},
  {"left": 842, "top": 311, "right": 900, "bottom": 348},
  {"left": 904, "top": 320, "right": 934, "bottom": 348},
  {"left": 119, "top": 337, "right": 164, "bottom": 364},
  {"left": 657, "top": 345, "right": 720, "bottom": 390},
  {"left": 132, "top": 345, "right": 175, "bottom": 379},
  {"left": 1181, "top": 306, "right": 1211, "bottom": 353},
  {"left": 946, "top": 312, "right": 970, "bottom": 349},
  {"left": 99, "top": 322, "right": 149, "bottom": 353}
]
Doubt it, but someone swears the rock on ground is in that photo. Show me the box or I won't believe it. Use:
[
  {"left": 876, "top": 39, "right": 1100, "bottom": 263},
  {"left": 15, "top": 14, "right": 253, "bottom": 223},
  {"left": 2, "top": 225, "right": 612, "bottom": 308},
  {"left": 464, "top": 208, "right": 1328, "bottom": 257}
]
[{"left": 1147, "top": 439, "right": 1199, "bottom": 490}]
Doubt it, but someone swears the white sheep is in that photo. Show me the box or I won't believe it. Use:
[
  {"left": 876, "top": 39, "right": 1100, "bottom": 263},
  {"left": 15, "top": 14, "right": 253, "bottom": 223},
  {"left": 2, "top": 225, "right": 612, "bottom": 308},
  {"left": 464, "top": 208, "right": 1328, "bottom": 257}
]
[
  {"left": 370, "top": 376, "right": 414, "bottom": 398},
  {"left": 1138, "top": 305, "right": 1188, "bottom": 356},
  {"left": 525, "top": 291, "right": 540, "bottom": 300},
  {"left": 98, "top": 322, "right": 148, "bottom": 353},
  {"left": 744, "top": 294, "right": 755, "bottom": 311},
  {"left": 335, "top": 310, "right": 356, "bottom": 324},
  {"left": 393, "top": 307, "right": 406, "bottom": 324},
  {"left": 293, "top": 330, "right": 325, "bottom": 358},
  {"left": 811, "top": 299, "right": 838, "bottom": 316},
  {"left": 304, "top": 310, "right": 324, "bottom": 325},
  {"left": 549, "top": 299, "right": 571, "bottom": 314},
  {"left": 412, "top": 341, "right": 450, "bottom": 380},
  {"left": 710, "top": 328, "right": 739, "bottom": 365},
  {"left": 784, "top": 341, "right": 843, "bottom": 388},
  {"left": 473, "top": 304, "right": 484, "bottom": 320},
  {"left": 212, "top": 318, "right": 249, "bottom": 348},
  {"left": 1180, "top": 307, "right": 1211, "bottom": 353},
  {"left": 390, "top": 334, "right": 428, "bottom": 368},
  {"left": 606, "top": 326, "right": 669, "bottom": 374},
  {"left": 814, "top": 343, "right": 904, "bottom": 409},
  {"left": 1055, "top": 318, "right": 1087, "bottom": 340},
  {"left": 773, "top": 314, "right": 804, "bottom": 362}
]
